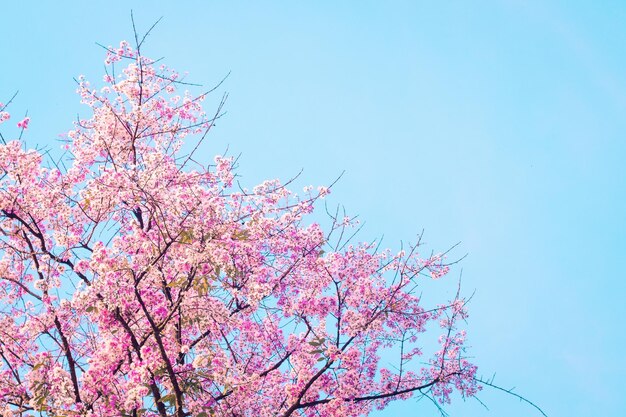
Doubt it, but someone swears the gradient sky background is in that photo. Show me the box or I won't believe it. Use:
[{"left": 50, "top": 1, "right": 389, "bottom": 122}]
[{"left": 2, "top": 1, "right": 625, "bottom": 416}]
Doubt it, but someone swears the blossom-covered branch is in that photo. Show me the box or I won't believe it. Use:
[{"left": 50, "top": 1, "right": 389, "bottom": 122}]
[{"left": 0, "top": 38, "right": 479, "bottom": 417}]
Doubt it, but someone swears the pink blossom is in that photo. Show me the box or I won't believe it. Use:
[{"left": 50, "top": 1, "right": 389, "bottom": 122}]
[
  {"left": 16, "top": 116, "right": 30, "bottom": 129},
  {"left": 0, "top": 40, "right": 479, "bottom": 417}
]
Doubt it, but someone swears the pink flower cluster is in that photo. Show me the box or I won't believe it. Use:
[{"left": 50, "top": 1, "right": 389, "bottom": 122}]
[
  {"left": 0, "top": 41, "right": 478, "bottom": 417},
  {"left": 17, "top": 116, "right": 30, "bottom": 129}
]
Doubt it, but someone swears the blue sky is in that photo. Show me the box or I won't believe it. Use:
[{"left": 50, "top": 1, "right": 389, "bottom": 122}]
[{"left": 2, "top": 1, "right": 625, "bottom": 416}]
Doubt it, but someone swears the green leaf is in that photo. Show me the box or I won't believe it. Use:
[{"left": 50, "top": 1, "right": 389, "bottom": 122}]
[
  {"left": 180, "top": 229, "right": 194, "bottom": 244},
  {"left": 159, "top": 393, "right": 176, "bottom": 405},
  {"left": 167, "top": 277, "right": 185, "bottom": 288},
  {"left": 308, "top": 337, "right": 326, "bottom": 347},
  {"left": 233, "top": 230, "right": 249, "bottom": 240}
]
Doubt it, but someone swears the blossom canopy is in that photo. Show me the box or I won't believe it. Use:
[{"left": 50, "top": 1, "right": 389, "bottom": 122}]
[{"left": 0, "top": 40, "right": 479, "bottom": 417}]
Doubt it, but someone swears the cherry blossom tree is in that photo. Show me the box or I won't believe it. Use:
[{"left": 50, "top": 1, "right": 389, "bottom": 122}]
[{"left": 0, "top": 33, "right": 481, "bottom": 417}]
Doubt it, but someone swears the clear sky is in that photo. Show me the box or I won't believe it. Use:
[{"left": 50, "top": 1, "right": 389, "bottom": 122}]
[{"left": 2, "top": 1, "right": 625, "bottom": 416}]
